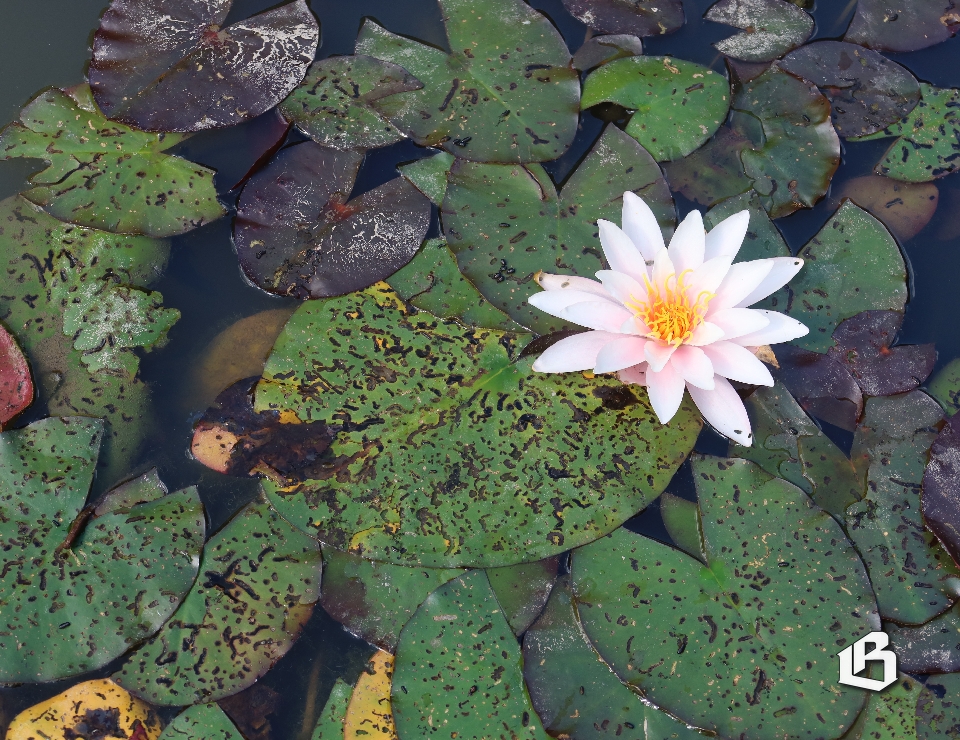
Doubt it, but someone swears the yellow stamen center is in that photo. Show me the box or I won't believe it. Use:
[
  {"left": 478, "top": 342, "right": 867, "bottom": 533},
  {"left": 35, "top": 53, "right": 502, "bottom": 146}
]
[{"left": 626, "top": 270, "right": 714, "bottom": 345}]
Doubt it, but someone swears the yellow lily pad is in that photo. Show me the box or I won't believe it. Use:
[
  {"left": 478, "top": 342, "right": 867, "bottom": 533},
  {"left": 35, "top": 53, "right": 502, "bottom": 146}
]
[{"left": 344, "top": 651, "right": 398, "bottom": 740}]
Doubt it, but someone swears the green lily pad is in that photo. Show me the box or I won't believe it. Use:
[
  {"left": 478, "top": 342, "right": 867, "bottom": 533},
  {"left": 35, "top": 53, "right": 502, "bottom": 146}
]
[
  {"left": 487, "top": 556, "right": 559, "bottom": 635},
  {"left": 662, "top": 125, "right": 753, "bottom": 207},
  {"left": 843, "top": 674, "right": 919, "bottom": 740},
  {"left": 736, "top": 383, "right": 863, "bottom": 517},
  {"left": 0, "top": 85, "right": 224, "bottom": 237},
  {"left": 581, "top": 56, "right": 730, "bottom": 161},
  {"left": 844, "top": 0, "right": 960, "bottom": 53},
  {"left": 115, "top": 496, "right": 322, "bottom": 706},
  {"left": 784, "top": 201, "right": 906, "bottom": 353},
  {"left": 311, "top": 678, "right": 352, "bottom": 740},
  {"left": 280, "top": 55, "right": 423, "bottom": 150},
  {"left": 523, "top": 575, "right": 703, "bottom": 740},
  {"left": 391, "top": 569, "right": 549, "bottom": 740},
  {"left": 925, "top": 359, "right": 960, "bottom": 415},
  {"left": 255, "top": 284, "right": 700, "bottom": 568},
  {"left": 561, "top": 0, "right": 685, "bottom": 37},
  {"left": 659, "top": 492, "right": 705, "bottom": 561},
  {"left": 572, "top": 457, "right": 877, "bottom": 739},
  {"left": 386, "top": 238, "right": 523, "bottom": 331},
  {"left": 916, "top": 673, "right": 960, "bottom": 739},
  {"left": 888, "top": 600, "right": 960, "bottom": 674},
  {"left": 398, "top": 152, "right": 454, "bottom": 206},
  {"left": 443, "top": 124, "right": 675, "bottom": 333},
  {"left": 158, "top": 704, "right": 242, "bottom": 740},
  {"left": 572, "top": 34, "right": 644, "bottom": 72},
  {"left": 354, "top": 0, "right": 579, "bottom": 164},
  {"left": 845, "top": 391, "right": 960, "bottom": 625},
  {"left": 705, "top": 0, "right": 814, "bottom": 63},
  {"left": 0, "top": 418, "right": 204, "bottom": 684},
  {"left": 855, "top": 85, "right": 960, "bottom": 183}
]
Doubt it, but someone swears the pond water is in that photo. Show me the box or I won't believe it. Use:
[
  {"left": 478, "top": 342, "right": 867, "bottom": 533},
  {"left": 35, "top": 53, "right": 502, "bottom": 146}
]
[{"left": 0, "top": 0, "right": 959, "bottom": 738}]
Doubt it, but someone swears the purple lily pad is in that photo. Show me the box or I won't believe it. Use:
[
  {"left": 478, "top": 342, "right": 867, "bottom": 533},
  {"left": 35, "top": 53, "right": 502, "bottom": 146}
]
[
  {"left": 923, "top": 412, "right": 960, "bottom": 568},
  {"left": 845, "top": 0, "right": 960, "bottom": 53},
  {"left": 774, "top": 344, "right": 864, "bottom": 431},
  {"left": 562, "top": 0, "right": 685, "bottom": 37}
]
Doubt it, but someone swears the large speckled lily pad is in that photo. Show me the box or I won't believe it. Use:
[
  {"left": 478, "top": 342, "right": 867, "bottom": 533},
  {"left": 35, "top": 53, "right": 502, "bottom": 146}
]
[
  {"left": 89, "top": 0, "right": 318, "bottom": 133},
  {"left": 561, "top": 0, "right": 685, "bottom": 37},
  {"left": 0, "top": 85, "right": 224, "bottom": 237},
  {"left": 280, "top": 55, "right": 422, "bottom": 150},
  {"left": 158, "top": 704, "right": 242, "bottom": 740},
  {"left": 572, "top": 457, "right": 878, "bottom": 739},
  {"left": 855, "top": 84, "right": 960, "bottom": 182},
  {"left": 846, "top": 392, "right": 960, "bottom": 625},
  {"left": 706, "top": 0, "right": 814, "bottom": 63},
  {"left": 843, "top": 674, "right": 920, "bottom": 740},
  {"left": 844, "top": 0, "right": 960, "bottom": 53},
  {"left": 443, "top": 124, "right": 675, "bottom": 333},
  {"left": 784, "top": 201, "right": 906, "bottom": 353},
  {"left": 391, "top": 569, "right": 549, "bottom": 740},
  {"left": 115, "top": 496, "right": 321, "bottom": 706},
  {"left": 581, "top": 56, "right": 729, "bottom": 161},
  {"left": 0, "top": 419, "right": 204, "bottom": 684},
  {"left": 916, "top": 673, "right": 960, "bottom": 739},
  {"left": 254, "top": 284, "right": 700, "bottom": 568},
  {"left": 354, "top": 0, "right": 579, "bottom": 164}
]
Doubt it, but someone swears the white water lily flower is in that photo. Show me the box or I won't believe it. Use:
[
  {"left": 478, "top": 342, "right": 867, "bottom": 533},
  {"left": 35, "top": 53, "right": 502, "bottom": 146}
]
[{"left": 528, "top": 192, "right": 809, "bottom": 446}]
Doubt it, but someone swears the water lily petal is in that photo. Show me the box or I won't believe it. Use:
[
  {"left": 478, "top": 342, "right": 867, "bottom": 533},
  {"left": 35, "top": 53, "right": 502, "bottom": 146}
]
[
  {"left": 596, "top": 269, "right": 647, "bottom": 307},
  {"left": 531, "top": 331, "right": 620, "bottom": 372},
  {"left": 704, "top": 210, "right": 749, "bottom": 262},
  {"left": 650, "top": 244, "right": 676, "bottom": 289},
  {"left": 702, "top": 341, "right": 774, "bottom": 386},
  {"left": 528, "top": 289, "right": 610, "bottom": 319},
  {"left": 645, "top": 362, "right": 686, "bottom": 424},
  {"left": 561, "top": 301, "right": 634, "bottom": 332},
  {"left": 735, "top": 257, "right": 804, "bottom": 308},
  {"left": 711, "top": 260, "right": 775, "bottom": 310},
  {"left": 732, "top": 311, "right": 809, "bottom": 346},
  {"left": 670, "top": 345, "right": 715, "bottom": 389},
  {"left": 594, "top": 336, "right": 649, "bottom": 373},
  {"left": 644, "top": 340, "right": 678, "bottom": 372},
  {"left": 537, "top": 272, "right": 614, "bottom": 300},
  {"left": 618, "top": 364, "right": 647, "bottom": 386},
  {"left": 687, "top": 255, "right": 734, "bottom": 297},
  {"left": 688, "top": 375, "right": 753, "bottom": 446},
  {"left": 598, "top": 220, "right": 648, "bottom": 282},
  {"left": 621, "top": 191, "right": 664, "bottom": 262},
  {"left": 707, "top": 307, "right": 770, "bottom": 340},
  {"left": 687, "top": 321, "right": 725, "bottom": 346},
  {"left": 620, "top": 316, "right": 649, "bottom": 335},
  {"left": 668, "top": 209, "right": 706, "bottom": 273}
]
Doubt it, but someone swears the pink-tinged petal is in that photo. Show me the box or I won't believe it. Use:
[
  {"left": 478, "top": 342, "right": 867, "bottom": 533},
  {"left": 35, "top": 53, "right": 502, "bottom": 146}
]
[
  {"left": 598, "top": 220, "right": 648, "bottom": 282},
  {"left": 645, "top": 362, "right": 687, "bottom": 424},
  {"left": 529, "top": 289, "right": 610, "bottom": 319},
  {"left": 621, "top": 191, "right": 664, "bottom": 262},
  {"left": 644, "top": 340, "right": 678, "bottom": 372},
  {"left": 706, "top": 307, "right": 770, "bottom": 340},
  {"left": 620, "top": 315, "right": 649, "bottom": 335},
  {"left": 669, "top": 345, "right": 715, "bottom": 389},
  {"left": 596, "top": 269, "right": 647, "bottom": 306},
  {"left": 618, "top": 364, "right": 647, "bottom": 386},
  {"left": 732, "top": 312, "right": 809, "bottom": 346},
  {"left": 687, "top": 376, "right": 753, "bottom": 446},
  {"left": 687, "top": 255, "right": 734, "bottom": 297},
  {"left": 701, "top": 341, "right": 774, "bottom": 386},
  {"left": 537, "top": 272, "right": 614, "bottom": 300},
  {"left": 594, "top": 336, "right": 649, "bottom": 373},
  {"left": 735, "top": 257, "right": 804, "bottom": 308},
  {"left": 650, "top": 245, "right": 676, "bottom": 289},
  {"left": 703, "top": 210, "right": 749, "bottom": 262},
  {"left": 711, "top": 260, "right": 775, "bottom": 310},
  {"left": 532, "top": 331, "right": 620, "bottom": 372},
  {"left": 687, "top": 321, "right": 725, "bottom": 346},
  {"left": 668, "top": 209, "right": 706, "bottom": 273},
  {"left": 561, "top": 301, "right": 634, "bottom": 332}
]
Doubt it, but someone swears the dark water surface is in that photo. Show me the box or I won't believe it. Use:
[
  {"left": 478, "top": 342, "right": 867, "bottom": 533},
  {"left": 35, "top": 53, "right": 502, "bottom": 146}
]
[{"left": 0, "top": 0, "right": 958, "bottom": 737}]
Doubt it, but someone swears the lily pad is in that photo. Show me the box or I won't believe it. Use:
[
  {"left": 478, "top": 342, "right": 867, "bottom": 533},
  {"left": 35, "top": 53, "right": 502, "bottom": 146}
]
[
  {"left": 832, "top": 175, "right": 939, "bottom": 242},
  {"left": 487, "top": 556, "right": 559, "bottom": 634},
  {"left": 0, "top": 324, "right": 32, "bottom": 427},
  {"left": 280, "top": 55, "right": 423, "bottom": 150},
  {"left": 927, "top": 358, "right": 960, "bottom": 416},
  {"left": 855, "top": 84, "right": 960, "bottom": 183},
  {"left": 706, "top": 0, "right": 814, "bottom": 63},
  {"left": 662, "top": 125, "right": 753, "bottom": 207},
  {"left": 844, "top": 0, "right": 960, "bottom": 53},
  {"left": 773, "top": 344, "right": 864, "bottom": 431},
  {"left": 777, "top": 41, "right": 920, "bottom": 137},
  {"left": 843, "top": 674, "right": 919, "bottom": 740},
  {"left": 344, "top": 651, "right": 398, "bottom": 740},
  {"left": 916, "top": 673, "right": 960, "bottom": 739},
  {"left": 255, "top": 284, "right": 700, "bottom": 568},
  {"left": 443, "top": 124, "right": 675, "bottom": 333},
  {"left": 784, "top": 201, "right": 907, "bottom": 353},
  {"left": 572, "top": 34, "right": 644, "bottom": 72},
  {"left": 0, "top": 85, "right": 224, "bottom": 237},
  {"left": 581, "top": 56, "right": 730, "bottom": 162},
  {"left": 234, "top": 141, "right": 431, "bottom": 299},
  {"left": 89, "top": 0, "right": 319, "bottom": 133},
  {"left": 397, "top": 152, "right": 454, "bottom": 206},
  {"left": 0, "top": 418, "right": 204, "bottom": 684},
  {"left": 923, "top": 411, "right": 960, "bottom": 570},
  {"left": 659, "top": 492, "right": 706, "bottom": 561},
  {"left": 888, "top": 600, "right": 960, "bottom": 674},
  {"left": 572, "top": 457, "right": 878, "bottom": 739},
  {"left": 311, "top": 678, "right": 352, "bottom": 740},
  {"left": 354, "top": 0, "right": 579, "bottom": 164},
  {"left": 385, "top": 238, "right": 523, "bottom": 331},
  {"left": 561, "top": 0, "right": 685, "bottom": 37},
  {"left": 391, "top": 569, "right": 549, "bottom": 740},
  {"left": 115, "top": 496, "right": 322, "bottom": 706},
  {"left": 846, "top": 391, "right": 959, "bottom": 625},
  {"left": 158, "top": 704, "right": 241, "bottom": 740}
]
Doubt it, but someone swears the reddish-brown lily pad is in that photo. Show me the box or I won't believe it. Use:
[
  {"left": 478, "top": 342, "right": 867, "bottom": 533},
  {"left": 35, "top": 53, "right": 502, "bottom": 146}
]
[
  {"left": 923, "top": 412, "right": 960, "bottom": 568},
  {"left": 0, "top": 324, "right": 32, "bottom": 427},
  {"left": 831, "top": 175, "right": 939, "bottom": 243},
  {"left": 773, "top": 344, "right": 864, "bottom": 431},
  {"left": 844, "top": 0, "right": 960, "bottom": 53}
]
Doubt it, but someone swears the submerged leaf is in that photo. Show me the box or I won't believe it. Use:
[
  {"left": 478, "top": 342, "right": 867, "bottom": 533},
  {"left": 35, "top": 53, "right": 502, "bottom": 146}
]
[
  {"left": 705, "top": 0, "right": 814, "bottom": 63},
  {"left": 572, "top": 34, "right": 644, "bottom": 72},
  {"left": 158, "top": 704, "right": 242, "bottom": 740},
  {"left": 663, "top": 125, "right": 753, "bottom": 207},
  {"left": 487, "top": 556, "right": 559, "bottom": 634},
  {"left": 90, "top": 0, "right": 319, "bottom": 133},
  {"left": 923, "top": 411, "right": 960, "bottom": 571},
  {"left": 928, "top": 358, "right": 960, "bottom": 416},
  {"left": 562, "top": 0, "right": 685, "bottom": 37},
  {"left": 844, "top": 0, "right": 960, "bottom": 53},
  {"left": 889, "top": 600, "right": 960, "bottom": 674},
  {"left": 0, "top": 85, "right": 224, "bottom": 237},
  {"left": 0, "top": 325, "right": 32, "bottom": 427},
  {"left": 255, "top": 284, "right": 700, "bottom": 568},
  {"left": 832, "top": 175, "right": 939, "bottom": 242},
  {"left": 234, "top": 141, "right": 431, "bottom": 299},
  {"left": 355, "top": 0, "right": 579, "bottom": 164},
  {"left": 659, "top": 491, "right": 706, "bottom": 560}
]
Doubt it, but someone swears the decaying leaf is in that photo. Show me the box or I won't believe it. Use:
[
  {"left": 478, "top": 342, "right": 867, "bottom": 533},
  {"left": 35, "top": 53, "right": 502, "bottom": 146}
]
[
  {"left": 831, "top": 175, "right": 939, "bottom": 242},
  {"left": 0, "top": 324, "right": 32, "bottom": 427}
]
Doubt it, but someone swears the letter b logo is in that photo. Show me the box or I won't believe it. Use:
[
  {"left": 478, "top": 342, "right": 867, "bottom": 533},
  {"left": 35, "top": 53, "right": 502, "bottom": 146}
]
[{"left": 838, "top": 631, "right": 896, "bottom": 691}]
